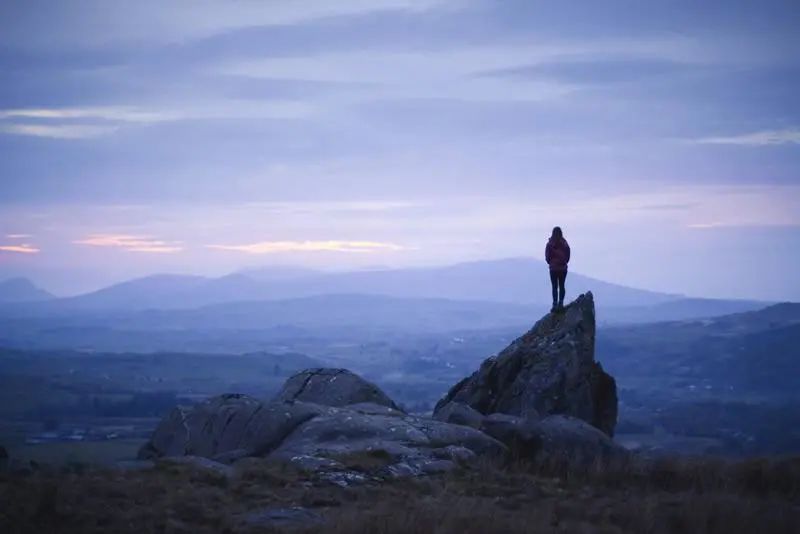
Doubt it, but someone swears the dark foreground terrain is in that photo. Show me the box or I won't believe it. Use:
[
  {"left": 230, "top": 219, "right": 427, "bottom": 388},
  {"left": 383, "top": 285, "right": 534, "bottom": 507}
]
[{"left": 2, "top": 453, "right": 799, "bottom": 534}]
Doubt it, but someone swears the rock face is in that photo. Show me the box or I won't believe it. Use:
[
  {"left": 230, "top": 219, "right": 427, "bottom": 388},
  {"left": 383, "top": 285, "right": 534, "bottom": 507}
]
[
  {"left": 139, "top": 372, "right": 506, "bottom": 472},
  {"left": 274, "top": 368, "right": 401, "bottom": 411},
  {"left": 434, "top": 292, "right": 618, "bottom": 436}
]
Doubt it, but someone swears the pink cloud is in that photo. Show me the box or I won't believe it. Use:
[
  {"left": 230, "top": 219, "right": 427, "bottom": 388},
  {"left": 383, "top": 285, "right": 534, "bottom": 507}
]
[
  {"left": 73, "top": 234, "right": 183, "bottom": 253},
  {"left": 0, "top": 243, "right": 40, "bottom": 254},
  {"left": 206, "top": 240, "right": 405, "bottom": 254}
]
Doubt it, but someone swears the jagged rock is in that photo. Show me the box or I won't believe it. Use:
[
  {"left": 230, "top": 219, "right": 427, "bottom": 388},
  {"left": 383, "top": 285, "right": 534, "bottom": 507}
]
[
  {"left": 274, "top": 368, "right": 401, "bottom": 411},
  {"left": 433, "top": 401, "right": 485, "bottom": 428},
  {"left": 434, "top": 292, "right": 618, "bottom": 436},
  {"left": 141, "top": 335, "right": 620, "bottom": 477}
]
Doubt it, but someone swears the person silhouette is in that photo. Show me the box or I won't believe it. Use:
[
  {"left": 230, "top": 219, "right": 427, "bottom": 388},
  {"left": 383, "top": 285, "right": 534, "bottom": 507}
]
[{"left": 545, "top": 226, "right": 570, "bottom": 311}]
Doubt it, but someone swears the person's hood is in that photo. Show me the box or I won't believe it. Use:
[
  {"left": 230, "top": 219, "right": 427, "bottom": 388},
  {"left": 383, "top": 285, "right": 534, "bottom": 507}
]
[{"left": 548, "top": 236, "right": 567, "bottom": 245}]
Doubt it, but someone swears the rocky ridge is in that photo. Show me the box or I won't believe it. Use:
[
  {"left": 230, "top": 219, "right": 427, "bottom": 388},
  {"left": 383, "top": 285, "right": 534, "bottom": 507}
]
[{"left": 139, "top": 292, "right": 623, "bottom": 478}]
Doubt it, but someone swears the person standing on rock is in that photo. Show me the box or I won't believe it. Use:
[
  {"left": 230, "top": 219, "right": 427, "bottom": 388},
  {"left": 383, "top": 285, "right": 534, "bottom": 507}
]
[{"left": 545, "top": 226, "right": 570, "bottom": 311}]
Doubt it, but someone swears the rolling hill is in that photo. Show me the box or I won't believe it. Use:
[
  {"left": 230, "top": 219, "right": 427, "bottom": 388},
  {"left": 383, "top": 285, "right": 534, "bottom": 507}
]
[
  {"left": 12, "top": 258, "right": 686, "bottom": 311},
  {"left": 0, "top": 278, "right": 53, "bottom": 303}
]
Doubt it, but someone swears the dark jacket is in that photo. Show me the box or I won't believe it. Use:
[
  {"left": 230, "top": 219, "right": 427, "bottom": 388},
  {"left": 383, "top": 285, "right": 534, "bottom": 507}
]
[{"left": 545, "top": 237, "right": 570, "bottom": 272}]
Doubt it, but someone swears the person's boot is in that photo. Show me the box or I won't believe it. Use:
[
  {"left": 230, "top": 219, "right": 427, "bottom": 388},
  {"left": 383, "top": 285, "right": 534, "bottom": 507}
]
[
  {"left": 557, "top": 298, "right": 564, "bottom": 310},
  {"left": 551, "top": 301, "right": 557, "bottom": 313}
]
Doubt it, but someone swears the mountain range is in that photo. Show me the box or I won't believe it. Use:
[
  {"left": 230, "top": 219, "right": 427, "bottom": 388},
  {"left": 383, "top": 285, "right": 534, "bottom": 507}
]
[
  {"left": 0, "top": 258, "right": 704, "bottom": 309},
  {"left": 0, "top": 258, "right": 771, "bottom": 327}
]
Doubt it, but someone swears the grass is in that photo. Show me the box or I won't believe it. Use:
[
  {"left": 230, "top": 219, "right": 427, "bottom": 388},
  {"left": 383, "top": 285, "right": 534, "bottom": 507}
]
[
  {"left": 7, "top": 439, "right": 146, "bottom": 466},
  {"left": 1, "top": 453, "right": 799, "bottom": 533}
]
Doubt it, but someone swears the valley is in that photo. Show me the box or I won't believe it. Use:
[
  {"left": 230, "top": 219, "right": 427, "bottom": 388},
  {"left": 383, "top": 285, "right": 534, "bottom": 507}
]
[{"left": 1, "top": 297, "right": 799, "bottom": 465}]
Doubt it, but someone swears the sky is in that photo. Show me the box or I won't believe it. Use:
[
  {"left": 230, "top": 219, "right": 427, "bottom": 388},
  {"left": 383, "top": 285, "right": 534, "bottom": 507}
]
[{"left": 0, "top": 0, "right": 799, "bottom": 300}]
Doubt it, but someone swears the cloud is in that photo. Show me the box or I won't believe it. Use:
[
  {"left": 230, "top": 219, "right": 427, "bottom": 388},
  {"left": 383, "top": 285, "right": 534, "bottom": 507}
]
[
  {"left": 694, "top": 128, "right": 800, "bottom": 146},
  {"left": 241, "top": 200, "right": 419, "bottom": 214},
  {"left": 73, "top": 234, "right": 183, "bottom": 253},
  {"left": 0, "top": 101, "right": 314, "bottom": 139},
  {"left": 0, "top": 243, "right": 39, "bottom": 254},
  {"left": 0, "top": 123, "right": 120, "bottom": 139},
  {"left": 687, "top": 221, "right": 800, "bottom": 230},
  {"left": 5, "top": 234, "right": 32, "bottom": 239},
  {"left": 0, "top": 0, "right": 458, "bottom": 50},
  {"left": 0, "top": 102, "right": 313, "bottom": 123},
  {"left": 206, "top": 240, "right": 406, "bottom": 254},
  {"left": 0, "top": 107, "right": 175, "bottom": 123}
]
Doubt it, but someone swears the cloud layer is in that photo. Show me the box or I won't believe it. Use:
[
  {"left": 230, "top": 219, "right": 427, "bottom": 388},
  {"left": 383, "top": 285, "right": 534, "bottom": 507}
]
[
  {"left": 73, "top": 234, "right": 183, "bottom": 253},
  {"left": 1, "top": 1, "right": 798, "bottom": 300},
  {"left": 206, "top": 240, "right": 405, "bottom": 254}
]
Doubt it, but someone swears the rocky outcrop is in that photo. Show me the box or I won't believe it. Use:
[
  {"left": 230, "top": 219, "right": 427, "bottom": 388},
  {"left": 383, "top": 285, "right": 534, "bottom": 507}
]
[
  {"left": 141, "top": 295, "right": 622, "bottom": 476},
  {"left": 139, "top": 372, "right": 506, "bottom": 473},
  {"left": 434, "top": 292, "right": 618, "bottom": 436},
  {"left": 274, "top": 368, "right": 401, "bottom": 411}
]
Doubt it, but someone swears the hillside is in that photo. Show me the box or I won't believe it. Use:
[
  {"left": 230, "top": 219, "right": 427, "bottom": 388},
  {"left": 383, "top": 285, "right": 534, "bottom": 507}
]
[
  {"left": 598, "top": 301, "right": 800, "bottom": 398},
  {"left": 597, "top": 302, "right": 800, "bottom": 455},
  {"left": 0, "top": 278, "right": 53, "bottom": 303}
]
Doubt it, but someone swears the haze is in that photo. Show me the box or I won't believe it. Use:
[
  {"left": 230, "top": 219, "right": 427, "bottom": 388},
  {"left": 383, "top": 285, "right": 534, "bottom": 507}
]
[{"left": 1, "top": 0, "right": 799, "bottom": 300}]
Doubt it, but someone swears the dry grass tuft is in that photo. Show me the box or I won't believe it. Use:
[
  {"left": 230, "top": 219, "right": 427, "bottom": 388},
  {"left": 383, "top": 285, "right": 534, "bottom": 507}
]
[{"left": 1, "top": 453, "right": 799, "bottom": 533}]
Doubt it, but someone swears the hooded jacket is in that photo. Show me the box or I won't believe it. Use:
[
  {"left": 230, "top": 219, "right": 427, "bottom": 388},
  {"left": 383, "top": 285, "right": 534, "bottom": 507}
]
[{"left": 545, "top": 237, "right": 570, "bottom": 272}]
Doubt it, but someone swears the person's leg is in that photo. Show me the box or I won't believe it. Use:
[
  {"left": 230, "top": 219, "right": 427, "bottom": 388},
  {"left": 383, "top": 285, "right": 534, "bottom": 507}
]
[
  {"left": 558, "top": 271, "right": 567, "bottom": 307},
  {"left": 549, "top": 271, "right": 558, "bottom": 310}
]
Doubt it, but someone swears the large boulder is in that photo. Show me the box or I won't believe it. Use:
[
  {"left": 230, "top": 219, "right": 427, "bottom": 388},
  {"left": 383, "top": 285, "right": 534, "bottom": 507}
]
[
  {"left": 432, "top": 401, "right": 485, "bottom": 429},
  {"left": 140, "top": 374, "right": 507, "bottom": 471},
  {"left": 269, "top": 407, "right": 506, "bottom": 463},
  {"left": 138, "top": 394, "right": 325, "bottom": 460},
  {"left": 478, "top": 413, "right": 626, "bottom": 463},
  {"left": 274, "top": 368, "right": 401, "bottom": 411},
  {"left": 434, "top": 292, "right": 618, "bottom": 436},
  {"left": 529, "top": 415, "right": 626, "bottom": 464}
]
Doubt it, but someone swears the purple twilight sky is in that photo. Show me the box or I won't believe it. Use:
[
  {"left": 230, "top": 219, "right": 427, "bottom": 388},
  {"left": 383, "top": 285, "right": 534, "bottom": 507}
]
[{"left": 0, "top": 0, "right": 799, "bottom": 300}]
